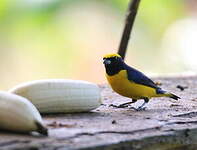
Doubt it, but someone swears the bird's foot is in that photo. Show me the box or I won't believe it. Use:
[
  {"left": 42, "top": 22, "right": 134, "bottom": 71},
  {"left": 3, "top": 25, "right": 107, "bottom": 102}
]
[
  {"left": 136, "top": 106, "right": 147, "bottom": 111},
  {"left": 128, "top": 106, "right": 138, "bottom": 111},
  {"left": 109, "top": 102, "right": 147, "bottom": 110},
  {"left": 109, "top": 104, "right": 119, "bottom": 108},
  {"left": 117, "top": 103, "right": 131, "bottom": 108},
  {"left": 109, "top": 104, "right": 130, "bottom": 108},
  {"left": 128, "top": 106, "right": 147, "bottom": 111}
]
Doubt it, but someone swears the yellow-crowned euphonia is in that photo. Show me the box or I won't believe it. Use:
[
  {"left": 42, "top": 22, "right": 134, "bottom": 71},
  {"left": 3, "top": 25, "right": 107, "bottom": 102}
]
[{"left": 103, "top": 53, "right": 180, "bottom": 110}]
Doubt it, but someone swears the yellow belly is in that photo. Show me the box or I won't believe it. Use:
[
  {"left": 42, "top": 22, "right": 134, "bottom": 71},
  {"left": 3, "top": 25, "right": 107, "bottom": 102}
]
[{"left": 106, "top": 70, "right": 157, "bottom": 99}]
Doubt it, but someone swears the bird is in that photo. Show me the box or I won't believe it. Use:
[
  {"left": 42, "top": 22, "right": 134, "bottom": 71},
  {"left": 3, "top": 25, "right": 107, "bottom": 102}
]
[{"left": 103, "top": 53, "right": 180, "bottom": 111}]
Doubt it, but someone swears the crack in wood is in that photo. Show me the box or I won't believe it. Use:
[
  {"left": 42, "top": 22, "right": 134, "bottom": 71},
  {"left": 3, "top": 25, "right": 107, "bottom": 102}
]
[
  {"left": 57, "top": 126, "right": 162, "bottom": 141},
  {"left": 166, "top": 120, "right": 197, "bottom": 125},
  {"left": 173, "top": 112, "right": 197, "bottom": 118}
]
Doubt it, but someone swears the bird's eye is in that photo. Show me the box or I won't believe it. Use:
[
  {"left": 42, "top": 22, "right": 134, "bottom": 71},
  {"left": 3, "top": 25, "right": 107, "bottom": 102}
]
[{"left": 103, "top": 59, "right": 111, "bottom": 65}]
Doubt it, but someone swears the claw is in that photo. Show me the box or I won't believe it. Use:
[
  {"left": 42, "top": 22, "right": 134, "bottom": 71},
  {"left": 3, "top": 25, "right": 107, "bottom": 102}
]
[
  {"left": 109, "top": 100, "right": 137, "bottom": 109},
  {"left": 127, "top": 106, "right": 147, "bottom": 111},
  {"left": 117, "top": 104, "right": 130, "bottom": 108},
  {"left": 136, "top": 106, "right": 147, "bottom": 111},
  {"left": 127, "top": 106, "right": 146, "bottom": 111},
  {"left": 110, "top": 104, "right": 147, "bottom": 111},
  {"left": 128, "top": 106, "right": 138, "bottom": 111},
  {"left": 109, "top": 104, "right": 119, "bottom": 108},
  {"left": 109, "top": 104, "right": 129, "bottom": 108}
]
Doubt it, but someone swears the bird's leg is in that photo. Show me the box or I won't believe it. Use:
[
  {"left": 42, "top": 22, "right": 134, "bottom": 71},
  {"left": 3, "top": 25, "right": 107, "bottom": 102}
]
[
  {"left": 110, "top": 99, "right": 137, "bottom": 108},
  {"left": 117, "top": 99, "right": 137, "bottom": 108},
  {"left": 136, "top": 98, "right": 149, "bottom": 111}
]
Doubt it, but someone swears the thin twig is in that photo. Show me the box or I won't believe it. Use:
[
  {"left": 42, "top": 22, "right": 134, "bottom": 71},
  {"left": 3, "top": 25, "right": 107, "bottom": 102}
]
[{"left": 118, "top": 0, "right": 141, "bottom": 60}]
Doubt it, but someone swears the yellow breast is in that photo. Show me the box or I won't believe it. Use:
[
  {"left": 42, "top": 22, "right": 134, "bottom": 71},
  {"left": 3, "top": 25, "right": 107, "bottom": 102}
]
[{"left": 106, "top": 70, "right": 157, "bottom": 99}]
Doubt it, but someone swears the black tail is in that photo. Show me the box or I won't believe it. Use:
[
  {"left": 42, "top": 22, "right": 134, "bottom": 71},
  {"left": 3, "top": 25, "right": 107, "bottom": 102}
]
[
  {"left": 35, "top": 121, "right": 48, "bottom": 136},
  {"left": 169, "top": 93, "right": 180, "bottom": 100},
  {"left": 156, "top": 88, "right": 180, "bottom": 100}
]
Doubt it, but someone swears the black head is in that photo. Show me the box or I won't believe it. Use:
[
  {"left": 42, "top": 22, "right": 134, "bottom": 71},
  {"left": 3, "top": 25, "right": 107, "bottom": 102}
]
[{"left": 103, "top": 54, "right": 125, "bottom": 76}]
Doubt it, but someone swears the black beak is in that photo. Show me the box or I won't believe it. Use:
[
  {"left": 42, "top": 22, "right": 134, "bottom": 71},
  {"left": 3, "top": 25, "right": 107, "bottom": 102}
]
[{"left": 103, "top": 59, "right": 111, "bottom": 65}]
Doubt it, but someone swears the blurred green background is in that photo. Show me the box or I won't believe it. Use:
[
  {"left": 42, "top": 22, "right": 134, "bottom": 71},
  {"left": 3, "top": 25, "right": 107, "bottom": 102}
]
[{"left": 0, "top": 0, "right": 197, "bottom": 89}]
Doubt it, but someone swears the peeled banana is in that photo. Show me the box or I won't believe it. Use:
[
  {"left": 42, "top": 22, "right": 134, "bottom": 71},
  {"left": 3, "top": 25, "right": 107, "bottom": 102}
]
[
  {"left": 0, "top": 91, "right": 47, "bottom": 135},
  {"left": 10, "top": 79, "right": 102, "bottom": 113}
]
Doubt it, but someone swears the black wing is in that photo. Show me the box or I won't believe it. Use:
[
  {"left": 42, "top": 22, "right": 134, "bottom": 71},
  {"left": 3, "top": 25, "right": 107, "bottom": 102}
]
[{"left": 125, "top": 64, "right": 158, "bottom": 89}]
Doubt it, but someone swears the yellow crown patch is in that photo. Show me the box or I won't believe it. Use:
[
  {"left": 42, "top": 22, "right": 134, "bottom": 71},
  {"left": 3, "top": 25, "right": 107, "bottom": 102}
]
[{"left": 103, "top": 53, "right": 122, "bottom": 59}]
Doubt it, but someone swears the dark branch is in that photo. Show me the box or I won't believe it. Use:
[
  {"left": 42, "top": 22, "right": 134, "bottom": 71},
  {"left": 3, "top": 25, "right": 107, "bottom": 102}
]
[{"left": 118, "top": 0, "right": 141, "bottom": 60}]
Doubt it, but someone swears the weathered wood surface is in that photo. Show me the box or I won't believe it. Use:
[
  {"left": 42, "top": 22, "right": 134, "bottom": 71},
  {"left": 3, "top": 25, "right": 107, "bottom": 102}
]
[{"left": 0, "top": 76, "right": 197, "bottom": 150}]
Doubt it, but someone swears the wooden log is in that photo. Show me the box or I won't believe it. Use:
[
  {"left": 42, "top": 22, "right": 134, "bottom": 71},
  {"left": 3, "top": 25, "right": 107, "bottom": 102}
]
[{"left": 0, "top": 76, "right": 197, "bottom": 150}]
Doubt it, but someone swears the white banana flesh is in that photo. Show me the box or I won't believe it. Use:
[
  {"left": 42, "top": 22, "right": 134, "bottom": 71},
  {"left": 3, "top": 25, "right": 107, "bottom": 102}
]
[
  {"left": 0, "top": 91, "right": 47, "bottom": 135},
  {"left": 9, "top": 79, "right": 102, "bottom": 113}
]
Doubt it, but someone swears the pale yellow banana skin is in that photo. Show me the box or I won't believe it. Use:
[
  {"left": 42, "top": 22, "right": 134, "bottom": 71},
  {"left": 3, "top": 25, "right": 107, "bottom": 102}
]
[
  {"left": 0, "top": 91, "right": 45, "bottom": 134},
  {"left": 10, "top": 79, "right": 102, "bottom": 113}
]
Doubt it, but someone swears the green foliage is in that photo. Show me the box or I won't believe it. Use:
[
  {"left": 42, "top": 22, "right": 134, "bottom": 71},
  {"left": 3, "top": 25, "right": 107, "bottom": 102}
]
[
  {"left": 0, "top": 0, "right": 190, "bottom": 89},
  {"left": 139, "top": 0, "right": 184, "bottom": 37}
]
